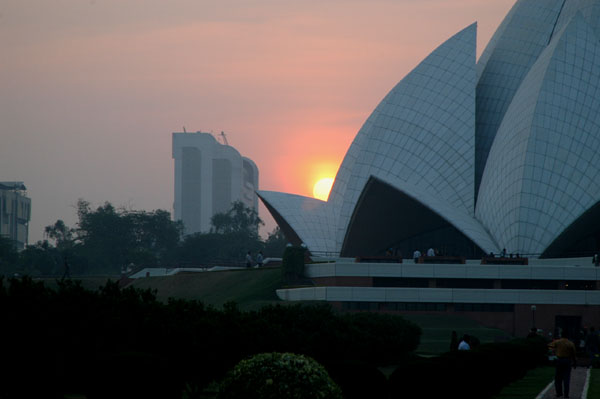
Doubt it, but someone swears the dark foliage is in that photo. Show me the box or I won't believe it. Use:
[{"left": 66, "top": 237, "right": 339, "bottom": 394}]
[
  {"left": 210, "top": 200, "right": 263, "bottom": 237},
  {"left": 0, "top": 235, "right": 19, "bottom": 276},
  {"left": 177, "top": 231, "right": 263, "bottom": 266},
  {"left": 262, "top": 227, "right": 287, "bottom": 258},
  {"left": 325, "top": 362, "right": 388, "bottom": 399},
  {"left": 7, "top": 200, "right": 287, "bottom": 277},
  {"left": 1, "top": 277, "right": 421, "bottom": 398}
]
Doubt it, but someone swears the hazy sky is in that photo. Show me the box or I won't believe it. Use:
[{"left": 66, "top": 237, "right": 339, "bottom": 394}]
[{"left": 1, "top": 0, "right": 515, "bottom": 243}]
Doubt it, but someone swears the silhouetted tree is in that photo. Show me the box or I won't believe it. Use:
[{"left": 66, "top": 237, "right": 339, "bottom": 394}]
[
  {"left": 263, "top": 227, "right": 287, "bottom": 258},
  {"left": 0, "top": 235, "right": 19, "bottom": 274},
  {"left": 210, "top": 201, "right": 263, "bottom": 237},
  {"left": 18, "top": 240, "right": 63, "bottom": 276},
  {"left": 44, "top": 219, "right": 75, "bottom": 249}
]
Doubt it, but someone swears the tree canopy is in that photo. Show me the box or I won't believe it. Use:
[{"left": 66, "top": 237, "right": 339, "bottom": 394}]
[
  {"left": 3, "top": 199, "right": 288, "bottom": 276},
  {"left": 210, "top": 200, "right": 263, "bottom": 237}
]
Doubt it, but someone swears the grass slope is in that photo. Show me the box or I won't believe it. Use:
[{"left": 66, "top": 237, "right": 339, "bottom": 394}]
[{"left": 130, "top": 267, "right": 282, "bottom": 310}]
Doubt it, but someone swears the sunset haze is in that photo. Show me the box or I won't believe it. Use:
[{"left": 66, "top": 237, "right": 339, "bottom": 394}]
[{"left": 0, "top": 0, "right": 515, "bottom": 242}]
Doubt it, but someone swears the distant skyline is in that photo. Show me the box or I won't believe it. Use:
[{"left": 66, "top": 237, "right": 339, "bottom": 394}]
[{"left": 1, "top": 0, "right": 515, "bottom": 243}]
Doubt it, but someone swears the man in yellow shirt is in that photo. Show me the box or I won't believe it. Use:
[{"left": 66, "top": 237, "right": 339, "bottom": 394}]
[{"left": 549, "top": 330, "right": 577, "bottom": 398}]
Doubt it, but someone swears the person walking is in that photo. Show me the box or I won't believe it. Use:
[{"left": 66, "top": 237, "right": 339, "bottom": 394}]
[
  {"left": 549, "top": 330, "right": 577, "bottom": 398},
  {"left": 256, "top": 251, "right": 264, "bottom": 268}
]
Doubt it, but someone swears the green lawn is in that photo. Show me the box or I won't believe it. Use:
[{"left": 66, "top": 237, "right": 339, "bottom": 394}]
[
  {"left": 491, "top": 367, "right": 554, "bottom": 399},
  {"left": 589, "top": 368, "right": 600, "bottom": 399},
  {"left": 402, "top": 314, "right": 511, "bottom": 354}
]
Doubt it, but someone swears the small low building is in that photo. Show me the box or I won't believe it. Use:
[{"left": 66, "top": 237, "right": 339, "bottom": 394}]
[{"left": 0, "top": 182, "right": 31, "bottom": 249}]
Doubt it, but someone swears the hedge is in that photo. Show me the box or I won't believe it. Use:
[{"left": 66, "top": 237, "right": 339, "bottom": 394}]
[{"left": 1, "top": 276, "right": 421, "bottom": 397}]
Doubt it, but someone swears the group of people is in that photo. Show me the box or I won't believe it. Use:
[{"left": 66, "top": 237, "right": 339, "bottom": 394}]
[
  {"left": 412, "top": 247, "right": 438, "bottom": 263},
  {"left": 486, "top": 248, "right": 522, "bottom": 258},
  {"left": 245, "top": 251, "right": 264, "bottom": 268}
]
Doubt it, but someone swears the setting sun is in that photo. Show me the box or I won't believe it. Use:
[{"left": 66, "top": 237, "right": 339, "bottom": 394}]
[{"left": 313, "top": 177, "right": 334, "bottom": 201}]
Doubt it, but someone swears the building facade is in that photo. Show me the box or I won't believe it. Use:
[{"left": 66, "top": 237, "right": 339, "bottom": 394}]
[
  {"left": 277, "top": 257, "right": 600, "bottom": 338},
  {"left": 0, "top": 182, "right": 31, "bottom": 249},
  {"left": 172, "top": 131, "right": 258, "bottom": 235}
]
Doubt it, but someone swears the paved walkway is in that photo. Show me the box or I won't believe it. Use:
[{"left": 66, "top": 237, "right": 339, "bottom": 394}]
[{"left": 537, "top": 368, "right": 590, "bottom": 399}]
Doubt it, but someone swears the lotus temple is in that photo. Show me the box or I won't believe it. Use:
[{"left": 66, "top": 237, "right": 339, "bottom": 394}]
[
  {"left": 258, "top": 0, "right": 600, "bottom": 337},
  {"left": 260, "top": 0, "right": 600, "bottom": 260}
]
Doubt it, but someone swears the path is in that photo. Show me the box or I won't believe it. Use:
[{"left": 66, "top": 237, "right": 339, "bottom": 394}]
[{"left": 537, "top": 367, "right": 590, "bottom": 399}]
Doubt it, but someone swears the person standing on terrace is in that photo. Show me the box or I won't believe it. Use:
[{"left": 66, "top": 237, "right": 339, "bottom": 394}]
[{"left": 413, "top": 249, "right": 421, "bottom": 263}]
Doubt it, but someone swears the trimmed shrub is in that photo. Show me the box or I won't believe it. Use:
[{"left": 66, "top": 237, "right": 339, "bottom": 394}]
[{"left": 218, "top": 352, "right": 343, "bottom": 399}]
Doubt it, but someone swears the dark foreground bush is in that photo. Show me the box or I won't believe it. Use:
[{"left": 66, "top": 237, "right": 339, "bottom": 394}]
[
  {"left": 218, "top": 352, "right": 343, "bottom": 399},
  {"left": 388, "top": 337, "right": 548, "bottom": 399},
  {"left": 325, "top": 362, "right": 388, "bottom": 399},
  {"left": 1, "top": 276, "right": 421, "bottom": 398}
]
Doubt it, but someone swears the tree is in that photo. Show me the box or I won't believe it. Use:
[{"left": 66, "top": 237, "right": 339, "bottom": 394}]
[
  {"left": 263, "top": 227, "right": 287, "bottom": 258},
  {"left": 75, "top": 200, "right": 184, "bottom": 272},
  {"left": 40, "top": 199, "right": 184, "bottom": 274},
  {"left": 44, "top": 219, "right": 74, "bottom": 249},
  {"left": 18, "top": 240, "right": 63, "bottom": 276},
  {"left": 210, "top": 201, "right": 263, "bottom": 237},
  {"left": 0, "top": 235, "right": 19, "bottom": 275},
  {"left": 124, "top": 209, "right": 183, "bottom": 264},
  {"left": 75, "top": 200, "right": 131, "bottom": 273},
  {"left": 176, "top": 202, "right": 265, "bottom": 265}
]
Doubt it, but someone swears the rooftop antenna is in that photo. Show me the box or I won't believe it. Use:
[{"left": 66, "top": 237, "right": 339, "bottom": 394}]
[
  {"left": 220, "top": 131, "right": 229, "bottom": 145},
  {"left": 183, "top": 126, "right": 187, "bottom": 133}
]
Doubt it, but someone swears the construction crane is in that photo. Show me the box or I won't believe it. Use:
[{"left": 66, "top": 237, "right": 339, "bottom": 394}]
[{"left": 220, "top": 131, "right": 229, "bottom": 145}]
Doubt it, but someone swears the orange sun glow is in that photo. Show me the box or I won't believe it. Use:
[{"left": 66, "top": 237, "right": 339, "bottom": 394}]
[{"left": 313, "top": 177, "right": 334, "bottom": 201}]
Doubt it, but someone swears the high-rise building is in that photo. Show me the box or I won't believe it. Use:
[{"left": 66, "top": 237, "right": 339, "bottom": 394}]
[
  {"left": 172, "top": 131, "right": 258, "bottom": 234},
  {"left": 0, "top": 182, "right": 31, "bottom": 249}
]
